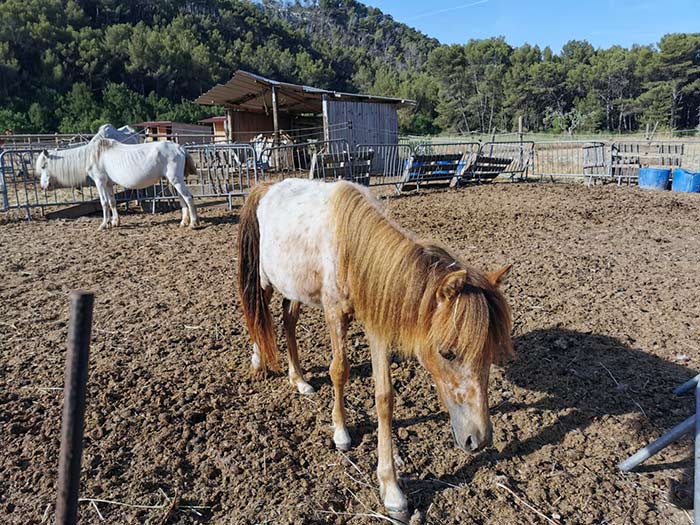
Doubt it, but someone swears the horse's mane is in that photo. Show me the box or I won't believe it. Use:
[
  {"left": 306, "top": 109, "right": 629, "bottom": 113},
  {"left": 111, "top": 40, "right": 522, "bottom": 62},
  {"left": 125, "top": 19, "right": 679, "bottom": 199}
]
[
  {"left": 43, "top": 139, "right": 113, "bottom": 187},
  {"left": 332, "top": 182, "right": 512, "bottom": 367}
]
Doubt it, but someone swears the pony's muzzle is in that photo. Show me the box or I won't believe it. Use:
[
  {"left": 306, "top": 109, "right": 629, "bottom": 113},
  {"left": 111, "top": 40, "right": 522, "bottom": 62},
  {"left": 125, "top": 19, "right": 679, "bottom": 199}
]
[{"left": 452, "top": 421, "right": 493, "bottom": 452}]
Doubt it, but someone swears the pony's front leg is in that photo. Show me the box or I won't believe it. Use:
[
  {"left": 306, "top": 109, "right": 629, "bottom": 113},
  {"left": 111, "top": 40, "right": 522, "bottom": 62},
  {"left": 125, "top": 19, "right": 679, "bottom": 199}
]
[
  {"left": 325, "top": 308, "right": 350, "bottom": 450},
  {"left": 369, "top": 335, "right": 408, "bottom": 518},
  {"left": 93, "top": 176, "right": 111, "bottom": 230},
  {"left": 282, "top": 299, "right": 314, "bottom": 394},
  {"left": 106, "top": 185, "right": 119, "bottom": 228}
]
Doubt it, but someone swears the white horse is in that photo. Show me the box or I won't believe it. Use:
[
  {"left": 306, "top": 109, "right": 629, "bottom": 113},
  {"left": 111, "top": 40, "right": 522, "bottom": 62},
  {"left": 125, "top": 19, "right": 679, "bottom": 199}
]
[
  {"left": 35, "top": 138, "right": 199, "bottom": 229},
  {"left": 94, "top": 123, "right": 141, "bottom": 144}
]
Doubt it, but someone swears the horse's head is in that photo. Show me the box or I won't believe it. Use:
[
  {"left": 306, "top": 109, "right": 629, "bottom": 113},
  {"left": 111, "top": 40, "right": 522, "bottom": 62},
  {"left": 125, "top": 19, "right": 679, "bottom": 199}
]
[
  {"left": 35, "top": 149, "right": 52, "bottom": 189},
  {"left": 418, "top": 264, "right": 513, "bottom": 453}
]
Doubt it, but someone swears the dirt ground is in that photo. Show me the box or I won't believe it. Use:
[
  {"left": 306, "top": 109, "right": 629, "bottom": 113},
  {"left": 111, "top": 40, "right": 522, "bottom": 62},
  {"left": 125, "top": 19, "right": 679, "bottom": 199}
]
[{"left": 1, "top": 182, "right": 699, "bottom": 524}]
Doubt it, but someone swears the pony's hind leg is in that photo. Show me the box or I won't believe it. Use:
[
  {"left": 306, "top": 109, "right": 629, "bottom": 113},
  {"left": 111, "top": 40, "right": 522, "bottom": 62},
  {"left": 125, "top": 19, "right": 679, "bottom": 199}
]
[
  {"left": 325, "top": 307, "right": 351, "bottom": 450},
  {"left": 178, "top": 195, "right": 190, "bottom": 227},
  {"left": 282, "top": 299, "right": 314, "bottom": 395},
  {"left": 167, "top": 162, "right": 199, "bottom": 229}
]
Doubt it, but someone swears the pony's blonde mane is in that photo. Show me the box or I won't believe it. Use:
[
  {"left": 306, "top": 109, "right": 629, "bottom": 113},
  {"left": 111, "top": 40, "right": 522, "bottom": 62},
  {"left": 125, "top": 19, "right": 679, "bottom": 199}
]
[
  {"left": 332, "top": 182, "right": 512, "bottom": 367},
  {"left": 42, "top": 139, "right": 113, "bottom": 187}
]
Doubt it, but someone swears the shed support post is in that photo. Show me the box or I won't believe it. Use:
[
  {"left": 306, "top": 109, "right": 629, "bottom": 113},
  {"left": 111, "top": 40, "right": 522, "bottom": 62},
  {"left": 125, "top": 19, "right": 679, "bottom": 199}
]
[
  {"left": 322, "top": 95, "right": 330, "bottom": 143},
  {"left": 272, "top": 86, "right": 280, "bottom": 169},
  {"left": 226, "top": 109, "right": 234, "bottom": 143}
]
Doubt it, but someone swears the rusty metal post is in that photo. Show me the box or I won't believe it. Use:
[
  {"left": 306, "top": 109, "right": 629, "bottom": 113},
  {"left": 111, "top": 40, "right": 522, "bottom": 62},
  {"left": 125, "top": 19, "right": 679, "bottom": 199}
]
[{"left": 55, "top": 291, "right": 94, "bottom": 525}]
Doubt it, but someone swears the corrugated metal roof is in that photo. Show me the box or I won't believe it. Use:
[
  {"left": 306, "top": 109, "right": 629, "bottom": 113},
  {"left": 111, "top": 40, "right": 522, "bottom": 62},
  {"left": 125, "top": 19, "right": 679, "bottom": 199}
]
[{"left": 194, "top": 70, "right": 415, "bottom": 113}]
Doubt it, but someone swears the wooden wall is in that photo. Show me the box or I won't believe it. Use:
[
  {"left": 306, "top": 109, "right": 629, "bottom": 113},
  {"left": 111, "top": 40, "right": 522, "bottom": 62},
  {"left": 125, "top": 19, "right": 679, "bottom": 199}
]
[
  {"left": 323, "top": 100, "right": 399, "bottom": 148},
  {"left": 230, "top": 111, "right": 291, "bottom": 142}
]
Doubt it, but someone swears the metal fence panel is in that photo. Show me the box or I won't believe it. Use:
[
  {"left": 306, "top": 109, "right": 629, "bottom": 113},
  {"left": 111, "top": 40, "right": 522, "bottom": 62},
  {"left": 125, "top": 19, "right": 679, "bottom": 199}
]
[
  {"left": 0, "top": 148, "right": 102, "bottom": 217},
  {"left": 259, "top": 140, "right": 351, "bottom": 181},
  {"left": 409, "top": 142, "right": 481, "bottom": 184},
  {"left": 184, "top": 143, "right": 258, "bottom": 197},
  {"left": 533, "top": 141, "right": 608, "bottom": 181},
  {"left": 473, "top": 141, "right": 535, "bottom": 181},
  {"left": 0, "top": 143, "right": 258, "bottom": 217},
  {"left": 610, "top": 139, "right": 700, "bottom": 185},
  {"left": 354, "top": 144, "right": 413, "bottom": 187}
]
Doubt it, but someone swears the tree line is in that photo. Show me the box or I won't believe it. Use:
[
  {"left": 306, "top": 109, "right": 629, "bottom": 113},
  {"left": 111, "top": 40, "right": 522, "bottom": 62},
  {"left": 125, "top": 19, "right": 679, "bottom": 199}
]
[{"left": 1, "top": 0, "right": 698, "bottom": 135}]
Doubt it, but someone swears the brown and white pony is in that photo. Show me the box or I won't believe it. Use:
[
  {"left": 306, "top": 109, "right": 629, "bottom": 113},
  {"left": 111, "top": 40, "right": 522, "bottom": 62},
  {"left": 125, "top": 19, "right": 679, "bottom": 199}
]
[{"left": 237, "top": 178, "right": 512, "bottom": 518}]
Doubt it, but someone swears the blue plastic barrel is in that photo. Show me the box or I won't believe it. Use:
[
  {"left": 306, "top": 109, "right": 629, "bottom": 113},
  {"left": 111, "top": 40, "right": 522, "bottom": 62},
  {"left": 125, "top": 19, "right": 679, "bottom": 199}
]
[
  {"left": 671, "top": 168, "right": 700, "bottom": 193},
  {"left": 638, "top": 167, "right": 671, "bottom": 191}
]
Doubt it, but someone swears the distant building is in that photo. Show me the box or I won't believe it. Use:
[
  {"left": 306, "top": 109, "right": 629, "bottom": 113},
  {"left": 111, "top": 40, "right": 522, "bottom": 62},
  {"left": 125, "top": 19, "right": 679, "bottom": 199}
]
[
  {"left": 132, "top": 120, "right": 211, "bottom": 144},
  {"left": 195, "top": 70, "right": 414, "bottom": 147},
  {"left": 198, "top": 116, "right": 228, "bottom": 143}
]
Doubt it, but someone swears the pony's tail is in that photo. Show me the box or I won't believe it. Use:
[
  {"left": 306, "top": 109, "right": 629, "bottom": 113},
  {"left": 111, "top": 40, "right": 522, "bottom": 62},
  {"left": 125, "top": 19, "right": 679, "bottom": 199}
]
[
  {"left": 184, "top": 151, "right": 197, "bottom": 176},
  {"left": 237, "top": 183, "right": 280, "bottom": 375}
]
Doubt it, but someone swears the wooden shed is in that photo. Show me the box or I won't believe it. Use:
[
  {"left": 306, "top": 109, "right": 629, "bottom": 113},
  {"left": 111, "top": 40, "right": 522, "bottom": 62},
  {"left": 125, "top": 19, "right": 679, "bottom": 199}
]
[
  {"left": 198, "top": 116, "right": 228, "bottom": 143},
  {"left": 194, "top": 70, "right": 414, "bottom": 147}
]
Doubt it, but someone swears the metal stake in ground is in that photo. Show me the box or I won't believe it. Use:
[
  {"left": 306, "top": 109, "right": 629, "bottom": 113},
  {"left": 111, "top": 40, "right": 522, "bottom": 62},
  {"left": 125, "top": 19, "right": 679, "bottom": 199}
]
[
  {"left": 55, "top": 291, "right": 94, "bottom": 525},
  {"left": 695, "top": 380, "right": 699, "bottom": 525}
]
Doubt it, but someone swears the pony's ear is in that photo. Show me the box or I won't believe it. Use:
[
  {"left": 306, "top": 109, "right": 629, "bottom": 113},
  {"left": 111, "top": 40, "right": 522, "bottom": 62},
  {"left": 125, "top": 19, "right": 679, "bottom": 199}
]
[
  {"left": 486, "top": 264, "right": 512, "bottom": 287},
  {"left": 437, "top": 269, "right": 467, "bottom": 303}
]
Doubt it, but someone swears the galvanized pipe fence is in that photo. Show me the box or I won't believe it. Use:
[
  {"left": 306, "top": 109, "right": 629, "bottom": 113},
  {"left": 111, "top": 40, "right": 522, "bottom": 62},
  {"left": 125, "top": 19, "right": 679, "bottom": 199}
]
[{"left": 3, "top": 138, "right": 700, "bottom": 217}]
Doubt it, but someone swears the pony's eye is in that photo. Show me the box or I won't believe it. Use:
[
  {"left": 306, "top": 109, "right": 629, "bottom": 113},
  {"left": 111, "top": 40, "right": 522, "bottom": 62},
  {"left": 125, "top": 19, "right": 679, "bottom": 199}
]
[{"left": 440, "top": 348, "right": 457, "bottom": 361}]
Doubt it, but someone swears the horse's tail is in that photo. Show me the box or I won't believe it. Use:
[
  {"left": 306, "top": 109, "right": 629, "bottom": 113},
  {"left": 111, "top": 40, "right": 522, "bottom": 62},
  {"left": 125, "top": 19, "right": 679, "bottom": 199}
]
[
  {"left": 184, "top": 150, "right": 197, "bottom": 176},
  {"left": 238, "top": 183, "right": 279, "bottom": 375}
]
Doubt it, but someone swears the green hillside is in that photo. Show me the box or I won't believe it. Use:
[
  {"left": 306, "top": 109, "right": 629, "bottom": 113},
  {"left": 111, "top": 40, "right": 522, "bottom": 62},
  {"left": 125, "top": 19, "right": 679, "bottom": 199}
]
[{"left": 0, "top": 0, "right": 698, "bottom": 135}]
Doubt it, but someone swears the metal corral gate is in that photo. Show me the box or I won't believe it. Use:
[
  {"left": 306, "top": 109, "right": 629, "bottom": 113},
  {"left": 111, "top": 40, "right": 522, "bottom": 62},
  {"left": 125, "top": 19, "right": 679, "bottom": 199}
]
[
  {"left": 0, "top": 143, "right": 258, "bottom": 218},
  {"left": 258, "top": 139, "right": 352, "bottom": 181},
  {"left": 354, "top": 143, "right": 413, "bottom": 187}
]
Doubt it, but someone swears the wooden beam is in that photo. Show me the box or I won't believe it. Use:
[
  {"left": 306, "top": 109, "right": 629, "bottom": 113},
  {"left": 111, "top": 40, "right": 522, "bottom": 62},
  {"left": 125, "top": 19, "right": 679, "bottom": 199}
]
[{"left": 225, "top": 87, "right": 270, "bottom": 107}]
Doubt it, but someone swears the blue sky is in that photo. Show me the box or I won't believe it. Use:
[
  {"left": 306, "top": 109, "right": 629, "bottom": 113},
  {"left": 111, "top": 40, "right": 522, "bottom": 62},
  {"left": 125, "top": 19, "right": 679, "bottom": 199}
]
[{"left": 366, "top": 0, "right": 700, "bottom": 50}]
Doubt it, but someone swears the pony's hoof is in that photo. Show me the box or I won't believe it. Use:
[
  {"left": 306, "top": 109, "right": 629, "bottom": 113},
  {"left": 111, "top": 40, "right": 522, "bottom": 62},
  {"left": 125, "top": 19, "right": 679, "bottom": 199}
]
[
  {"left": 250, "top": 365, "right": 265, "bottom": 380},
  {"left": 387, "top": 508, "right": 410, "bottom": 524},
  {"left": 98, "top": 223, "right": 109, "bottom": 230},
  {"left": 383, "top": 487, "right": 409, "bottom": 522},
  {"left": 189, "top": 221, "right": 200, "bottom": 230},
  {"left": 179, "top": 221, "right": 188, "bottom": 228},
  {"left": 296, "top": 381, "right": 315, "bottom": 395},
  {"left": 333, "top": 428, "right": 351, "bottom": 451}
]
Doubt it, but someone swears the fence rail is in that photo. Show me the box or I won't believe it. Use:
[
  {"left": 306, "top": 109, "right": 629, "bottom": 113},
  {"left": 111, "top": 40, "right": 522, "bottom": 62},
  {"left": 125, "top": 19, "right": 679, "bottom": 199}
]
[{"left": 4, "top": 138, "right": 700, "bottom": 218}]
